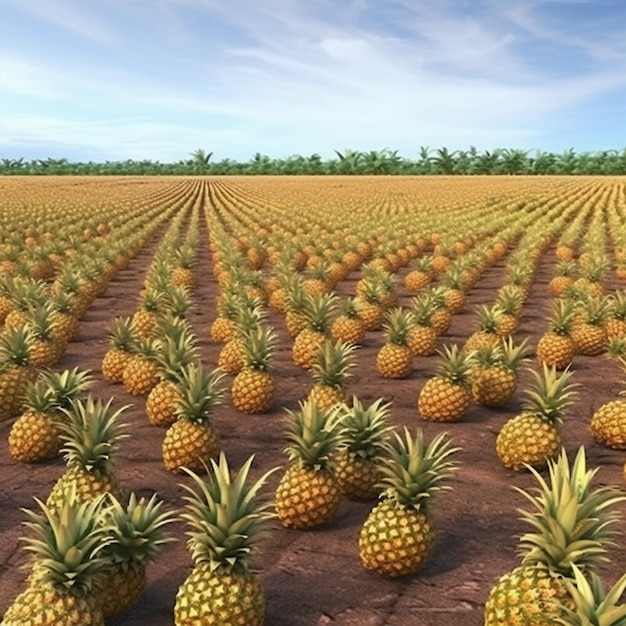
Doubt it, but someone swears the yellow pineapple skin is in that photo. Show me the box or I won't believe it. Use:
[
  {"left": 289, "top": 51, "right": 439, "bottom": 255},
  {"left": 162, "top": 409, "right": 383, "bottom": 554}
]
[
  {"left": 231, "top": 368, "right": 274, "bottom": 414},
  {"left": 334, "top": 451, "right": 383, "bottom": 501},
  {"left": 0, "top": 366, "right": 38, "bottom": 422},
  {"left": 590, "top": 399, "right": 626, "bottom": 449},
  {"left": 285, "top": 310, "right": 307, "bottom": 337},
  {"left": 418, "top": 378, "right": 471, "bottom": 422},
  {"left": 407, "top": 326, "right": 437, "bottom": 356},
  {"left": 496, "top": 413, "right": 560, "bottom": 471},
  {"left": 570, "top": 323, "right": 607, "bottom": 355},
  {"left": 606, "top": 317, "right": 626, "bottom": 339},
  {"left": 464, "top": 331, "right": 500, "bottom": 353},
  {"left": 174, "top": 562, "right": 265, "bottom": 626},
  {"left": 146, "top": 380, "right": 182, "bottom": 427},
  {"left": 292, "top": 329, "right": 326, "bottom": 369},
  {"left": 470, "top": 367, "right": 517, "bottom": 407},
  {"left": 430, "top": 307, "right": 452, "bottom": 335},
  {"left": 217, "top": 339, "right": 245, "bottom": 375},
  {"left": 484, "top": 564, "right": 573, "bottom": 625},
  {"left": 94, "top": 563, "right": 146, "bottom": 619},
  {"left": 330, "top": 316, "right": 365, "bottom": 344},
  {"left": 209, "top": 316, "right": 237, "bottom": 343},
  {"left": 307, "top": 384, "right": 345, "bottom": 411},
  {"left": 359, "top": 500, "right": 434, "bottom": 577},
  {"left": 375, "top": 344, "right": 413, "bottom": 379},
  {"left": 355, "top": 300, "right": 384, "bottom": 331},
  {"left": 535, "top": 333, "right": 575, "bottom": 370},
  {"left": 122, "top": 356, "right": 160, "bottom": 396},
  {"left": 162, "top": 418, "right": 220, "bottom": 473},
  {"left": 275, "top": 465, "right": 341, "bottom": 529},
  {"left": 496, "top": 314, "right": 519, "bottom": 338},
  {"left": 8, "top": 411, "right": 61, "bottom": 462},
  {"left": 101, "top": 348, "right": 133, "bottom": 383},
  {"left": 130, "top": 310, "right": 157, "bottom": 340},
  {"left": 404, "top": 270, "right": 430, "bottom": 292},
  {"left": 30, "top": 338, "right": 65, "bottom": 368},
  {"left": 2, "top": 580, "right": 105, "bottom": 626}
]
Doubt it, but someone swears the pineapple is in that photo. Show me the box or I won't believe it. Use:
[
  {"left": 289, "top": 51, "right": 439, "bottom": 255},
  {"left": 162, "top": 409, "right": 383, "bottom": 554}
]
[
  {"left": 407, "top": 294, "right": 438, "bottom": 356},
  {"left": 376, "top": 307, "right": 414, "bottom": 379},
  {"left": 209, "top": 288, "right": 241, "bottom": 343},
  {"left": 464, "top": 304, "right": 504, "bottom": 352},
  {"left": 330, "top": 296, "right": 366, "bottom": 345},
  {"left": 426, "top": 286, "right": 453, "bottom": 336},
  {"left": 26, "top": 301, "right": 67, "bottom": 368},
  {"left": 605, "top": 290, "right": 626, "bottom": 339},
  {"left": 536, "top": 299, "right": 577, "bottom": 369},
  {"left": 8, "top": 367, "right": 93, "bottom": 462},
  {"left": 470, "top": 337, "right": 530, "bottom": 407},
  {"left": 94, "top": 492, "right": 178, "bottom": 619},
  {"left": 174, "top": 453, "right": 278, "bottom": 626},
  {"left": 403, "top": 256, "right": 433, "bottom": 292},
  {"left": 359, "top": 428, "right": 458, "bottom": 577},
  {"left": 590, "top": 358, "right": 626, "bottom": 449},
  {"left": 484, "top": 447, "right": 625, "bottom": 625},
  {"left": 292, "top": 292, "right": 337, "bottom": 369},
  {"left": 549, "top": 260, "right": 578, "bottom": 297},
  {"left": 231, "top": 324, "right": 277, "bottom": 414},
  {"left": 418, "top": 344, "right": 475, "bottom": 422},
  {"left": 0, "top": 325, "right": 37, "bottom": 422},
  {"left": 101, "top": 316, "right": 135, "bottom": 383},
  {"left": 570, "top": 295, "right": 610, "bottom": 356},
  {"left": 146, "top": 320, "right": 198, "bottom": 427},
  {"left": 307, "top": 338, "right": 357, "bottom": 410},
  {"left": 162, "top": 363, "right": 225, "bottom": 473},
  {"left": 130, "top": 287, "right": 162, "bottom": 340},
  {"left": 496, "top": 364, "right": 578, "bottom": 471},
  {"left": 275, "top": 400, "right": 345, "bottom": 529},
  {"left": 494, "top": 284, "right": 524, "bottom": 337},
  {"left": 334, "top": 396, "right": 394, "bottom": 501},
  {"left": 353, "top": 281, "right": 386, "bottom": 331},
  {"left": 2, "top": 493, "right": 109, "bottom": 626},
  {"left": 46, "top": 396, "right": 129, "bottom": 513},
  {"left": 122, "top": 337, "right": 161, "bottom": 396}
]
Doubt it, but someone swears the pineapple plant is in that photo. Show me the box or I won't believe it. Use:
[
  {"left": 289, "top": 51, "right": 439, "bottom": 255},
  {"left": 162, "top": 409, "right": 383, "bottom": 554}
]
[
  {"left": 605, "top": 289, "right": 626, "bottom": 339},
  {"left": 464, "top": 304, "right": 504, "bottom": 352},
  {"left": 94, "top": 492, "right": 178, "bottom": 619},
  {"left": 330, "top": 296, "right": 366, "bottom": 345},
  {"left": 122, "top": 337, "right": 161, "bottom": 396},
  {"left": 162, "top": 363, "right": 225, "bottom": 473},
  {"left": 275, "top": 400, "right": 345, "bottom": 529},
  {"left": 334, "top": 396, "right": 394, "bottom": 501},
  {"left": 470, "top": 337, "right": 530, "bottom": 407},
  {"left": 484, "top": 447, "right": 625, "bottom": 625},
  {"left": 354, "top": 281, "right": 386, "bottom": 331},
  {"left": 26, "top": 301, "right": 67, "bottom": 368},
  {"left": 0, "top": 325, "right": 37, "bottom": 422},
  {"left": 359, "top": 428, "right": 458, "bottom": 577},
  {"left": 590, "top": 357, "right": 626, "bottom": 449},
  {"left": 1, "top": 492, "right": 109, "bottom": 626},
  {"left": 494, "top": 285, "right": 524, "bottom": 337},
  {"left": 46, "top": 395, "right": 129, "bottom": 514},
  {"left": 130, "top": 287, "right": 162, "bottom": 340},
  {"left": 496, "top": 364, "right": 578, "bottom": 471},
  {"left": 8, "top": 367, "right": 93, "bottom": 462},
  {"left": 407, "top": 294, "right": 438, "bottom": 356},
  {"left": 231, "top": 324, "right": 277, "bottom": 414},
  {"left": 376, "top": 307, "right": 414, "bottom": 379},
  {"left": 292, "top": 292, "right": 337, "bottom": 369},
  {"left": 549, "top": 260, "right": 578, "bottom": 297},
  {"left": 418, "top": 344, "right": 475, "bottom": 422},
  {"left": 536, "top": 299, "right": 577, "bottom": 369},
  {"left": 174, "top": 453, "right": 278, "bottom": 626},
  {"left": 404, "top": 256, "right": 433, "bottom": 292},
  {"left": 570, "top": 295, "right": 610, "bottom": 356},
  {"left": 426, "top": 286, "right": 453, "bottom": 336},
  {"left": 101, "top": 316, "right": 135, "bottom": 383},
  {"left": 307, "top": 338, "right": 357, "bottom": 410}
]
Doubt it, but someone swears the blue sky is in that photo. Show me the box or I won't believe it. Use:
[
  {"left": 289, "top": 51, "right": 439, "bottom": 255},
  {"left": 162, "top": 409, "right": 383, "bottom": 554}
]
[{"left": 1, "top": 0, "right": 625, "bottom": 163}]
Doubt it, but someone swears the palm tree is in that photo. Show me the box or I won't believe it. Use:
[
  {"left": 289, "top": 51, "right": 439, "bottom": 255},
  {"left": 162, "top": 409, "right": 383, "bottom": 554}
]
[
  {"left": 334, "top": 148, "right": 363, "bottom": 174},
  {"left": 190, "top": 149, "right": 213, "bottom": 173}
]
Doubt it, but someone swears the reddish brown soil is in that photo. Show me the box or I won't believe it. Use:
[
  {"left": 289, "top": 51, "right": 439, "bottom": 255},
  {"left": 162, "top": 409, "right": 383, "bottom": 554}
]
[{"left": 1, "top": 191, "right": 626, "bottom": 626}]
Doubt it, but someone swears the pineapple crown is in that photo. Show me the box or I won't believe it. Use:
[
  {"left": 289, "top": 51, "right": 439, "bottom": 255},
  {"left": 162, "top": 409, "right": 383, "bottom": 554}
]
[
  {"left": 42, "top": 367, "right": 94, "bottom": 410},
  {"left": 155, "top": 322, "right": 199, "bottom": 381},
  {"left": 555, "top": 564, "right": 626, "bottom": 626},
  {"left": 99, "top": 492, "right": 178, "bottom": 568},
  {"left": 499, "top": 336, "right": 531, "bottom": 372},
  {"left": 303, "top": 292, "right": 338, "bottom": 332},
  {"left": 284, "top": 400, "right": 346, "bottom": 471},
  {"left": 338, "top": 396, "right": 394, "bottom": 460},
  {"left": 574, "top": 294, "right": 612, "bottom": 326},
  {"left": 175, "top": 363, "right": 225, "bottom": 423},
  {"left": 410, "top": 294, "right": 436, "bottom": 327},
  {"left": 108, "top": 316, "right": 135, "bottom": 351},
  {"left": 22, "top": 378, "right": 58, "bottom": 413},
  {"left": 0, "top": 325, "right": 34, "bottom": 368},
  {"left": 548, "top": 299, "right": 576, "bottom": 335},
  {"left": 311, "top": 339, "right": 357, "bottom": 387},
  {"left": 59, "top": 396, "right": 130, "bottom": 474},
  {"left": 607, "top": 290, "right": 626, "bottom": 320},
  {"left": 377, "top": 428, "right": 459, "bottom": 511},
  {"left": 180, "top": 453, "right": 278, "bottom": 572},
  {"left": 474, "top": 304, "right": 504, "bottom": 333},
  {"left": 20, "top": 490, "right": 111, "bottom": 594},
  {"left": 162, "top": 285, "right": 192, "bottom": 318},
  {"left": 495, "top": 285, "right": 524, "bottom": 314},
  {"left": 434, "top": 343, "right": 475, "bottom": 385},
  {"left": 240, "top": 324, "right": 277, "bottom": 371},
  {"left": 515, "top": 447, "right": 626, "bottom": 577},
  {"left": 521, "top": 364, "right": 579, "bottom": 424},
  {"left": 382, "top": 307, "right": 414, "bottom": 345}
]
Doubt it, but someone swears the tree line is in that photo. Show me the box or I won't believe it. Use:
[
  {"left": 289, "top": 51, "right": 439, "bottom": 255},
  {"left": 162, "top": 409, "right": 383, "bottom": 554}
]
[{"left": 2, "top": 146, "right": 626, "bottom": 175}]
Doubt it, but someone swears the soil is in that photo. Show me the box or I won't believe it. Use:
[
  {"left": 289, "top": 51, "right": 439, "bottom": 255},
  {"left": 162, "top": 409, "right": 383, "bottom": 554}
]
[{"left": 1, "top": 179, "right": 626, "bottom": 626}]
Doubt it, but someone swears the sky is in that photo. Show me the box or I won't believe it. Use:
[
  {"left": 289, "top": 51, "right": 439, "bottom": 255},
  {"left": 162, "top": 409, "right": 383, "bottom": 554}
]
[{"left": 1, "top": 0, "right": 626, "bottom": 163}]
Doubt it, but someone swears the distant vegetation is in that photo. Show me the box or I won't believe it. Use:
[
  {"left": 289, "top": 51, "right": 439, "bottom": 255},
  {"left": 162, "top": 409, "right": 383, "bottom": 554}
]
[{"left": 2, "top": 146, "right": 626, "bottom": 175}]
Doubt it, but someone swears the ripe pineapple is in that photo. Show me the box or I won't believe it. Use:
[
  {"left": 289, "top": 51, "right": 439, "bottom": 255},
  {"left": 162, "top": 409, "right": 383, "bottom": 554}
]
[
  {"left": 470, "top": 337, "right": 530, "bottom": 407},
  {"left": 0, "top": 325, "right": 38, "bottom": 422},
  {"left": 376, "top": 307, "right": 414, "bottom": 379},
  {"left": 26, "top": 301, "right": 67, "bottom": 368},
  {"left": 570, "top": 295, "right": 610, "bottom": 356},
  {"left": 174, "top": 453, "right": 278, "bottom": 626},
  {"left": 330, "top": 296, "right": 366, "bottom": 345},
  {"left": 209, "top": 288, "right": 241, "bottom": 343},
  {"left": 130, "top": 287, "right": 162, "bottom": 340},
  {"left": 275, "top": 400, "right": 345, "bottom": 529},
  {"left": 484, "top": 447, "right": 625, "bottom": 625},
  {"left": 464, "top": 304, "right": 504, "bottom": 352},
  {"left": 404, "top": 256, "right": 433, "bottom": 292},
  {"left": 536, "top": 299, "right": 577, "bottom": 369},
  {"left": 231, "top": 324, "right": 277, "bottom": 414},
  {"left": 334, "top": 396, "right": 394, "bottom": 501},
  {"left": 101, "top": 316, "right": 135, "bottom": 383},
  {"left": 605, "top": 289, "right": 626, "bottom": 339},
  {"left": 496, "top": 364, "right": 578, "bottom": 471},
  {"left": 418, "top": 344, "right": 475, "bottom": 422},
  {"left": 590, "top": 358, "right": 626, "bottom": 449},
  {"left": 353, "top": 281, "right": 386, "bottom": 331},
  {"left": 162, "top": 363, "right": 225, "bottom": 473},
  {"left": 549, "top": 260, "right": 578, "bottom": 297},
  {"left": 359, "top": 428, "right": 458, "bottom": 577},
  {"left": 407, "top": 294, "right": 438, "bottom": 356},
  {"left": 307, "top": 338, "right": 357, "bottom": 410},
  {"left": 8, "top": 367, "right": 93, "bottom": 462},
  {"left": 494, "top": 285, "right": 524, "bottom": 337},
  {"left": 122, "top": 337, "right": 161, "bottom": 396},
  {"left": 46, "top": 395, "right": 129, "bottom": 513},
  {"left": 2, "top": 493, "right": 109, "bottom": 626},
  {"left": 292, "top": 292, "right": 337, "bottom": 369},
  {"left": 426, "top": 286, "right": 453, "bottom": 335},
  {"left": 94, "top": 492, "right": 177, "bottom": 619}
]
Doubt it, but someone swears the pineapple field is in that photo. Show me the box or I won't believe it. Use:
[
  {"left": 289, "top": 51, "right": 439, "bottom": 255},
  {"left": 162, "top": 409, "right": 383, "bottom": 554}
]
[{"left": 1, "top": 174, "right": 626, "bottom": 625}]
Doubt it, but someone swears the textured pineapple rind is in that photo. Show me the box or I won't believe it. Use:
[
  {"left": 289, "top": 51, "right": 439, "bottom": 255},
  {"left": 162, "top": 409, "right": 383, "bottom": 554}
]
[
  {"left": 418, "top": 378, "right": 471, "bottom": 422},
  {"left": 231, "top": 369, "right": 274, "bottom": 414},
  {"left": 376, "top": 344, "right": 412, "bottom": 379},
  {"left": 590, "top": 399, "right": 626, "bottom": 449}
]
